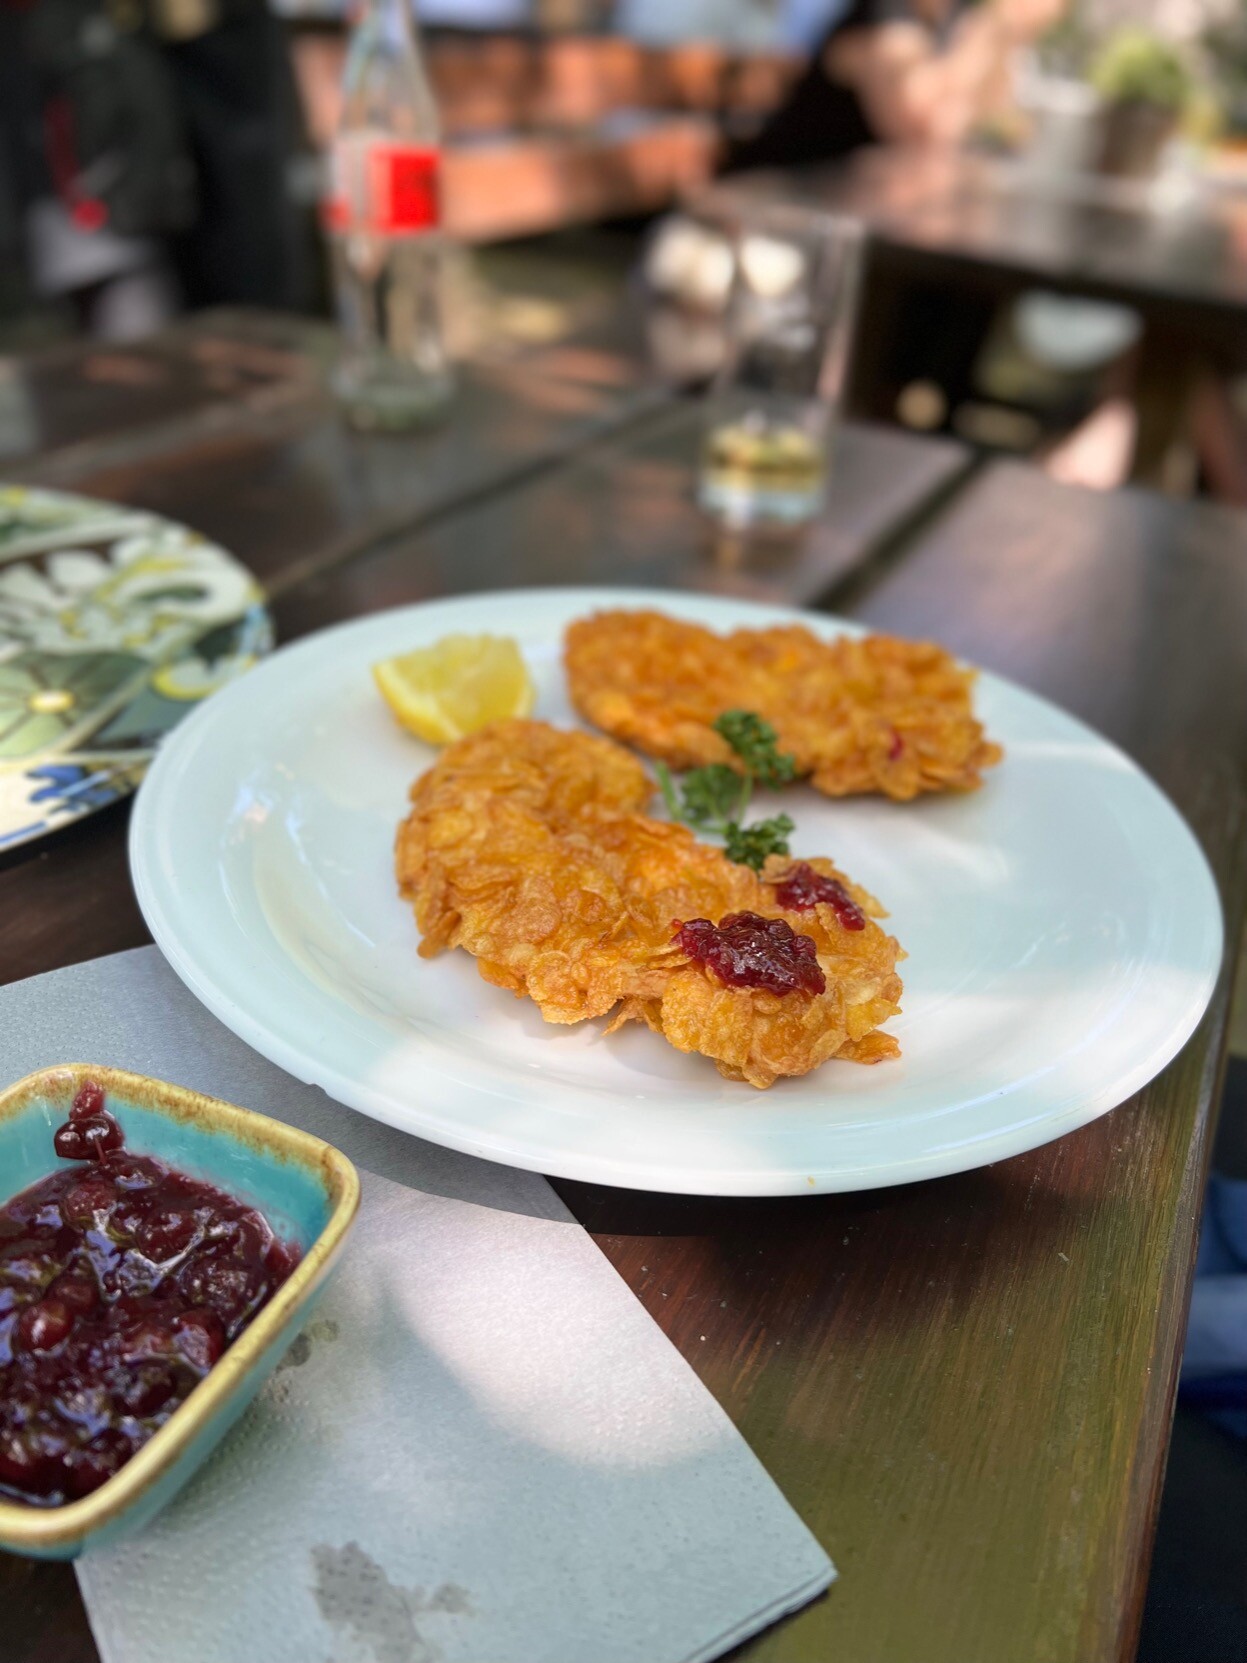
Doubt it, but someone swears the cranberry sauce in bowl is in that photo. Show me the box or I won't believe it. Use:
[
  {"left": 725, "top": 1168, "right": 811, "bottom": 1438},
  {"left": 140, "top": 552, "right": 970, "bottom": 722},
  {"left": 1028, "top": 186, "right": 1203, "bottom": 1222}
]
[{"left": 0, "top": 1081, "right": 301, "bottom": 1508}]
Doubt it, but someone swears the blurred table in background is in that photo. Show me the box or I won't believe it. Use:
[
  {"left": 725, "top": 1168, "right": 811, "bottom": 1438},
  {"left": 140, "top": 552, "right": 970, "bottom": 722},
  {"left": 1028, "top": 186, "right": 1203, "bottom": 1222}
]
[
  {"left": 269, "top": 402, "right": 972, "bottom": 636},
  {"left": 0, "top": 308, "right": 671, "bottom": 593},
  {"left": 701, "top": 146, "right": 1247, "bottom": 490},
  {"left": 707, "top": 148, "right": 1247, "bottom": 308}
]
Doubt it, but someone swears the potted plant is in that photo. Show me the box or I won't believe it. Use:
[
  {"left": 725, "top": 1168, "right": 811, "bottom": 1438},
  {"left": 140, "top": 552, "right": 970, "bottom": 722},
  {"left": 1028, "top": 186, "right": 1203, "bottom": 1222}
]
[
  {"left": 1204, "top": 0, "right": 1247, "bottom": 143},
  {"left": 1090, "top": 27, "right": 1194, "bottom": 178}
]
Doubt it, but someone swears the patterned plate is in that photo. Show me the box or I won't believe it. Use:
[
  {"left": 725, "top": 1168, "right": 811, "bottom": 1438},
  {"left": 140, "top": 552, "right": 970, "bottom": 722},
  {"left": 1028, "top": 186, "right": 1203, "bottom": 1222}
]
[{"left": 0, "top": 485, "right": 271, "bottom": 851}]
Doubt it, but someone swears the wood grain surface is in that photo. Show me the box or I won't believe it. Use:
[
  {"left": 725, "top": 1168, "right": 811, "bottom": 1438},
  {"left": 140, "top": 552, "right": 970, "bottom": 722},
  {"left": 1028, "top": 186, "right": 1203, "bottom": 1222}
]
[
  {"left": 557, "top": 465, "right": 1247, "bottom": 1662},
  {"left": 269, "top": 404, "right": 972, "bottom": 639},
  {"left": 5, "top": 313, "right": 672, "bottom": 597},
  {"left": 0, "top": 322, "right": 317, "bottom": 470},
  {"left": 1, "top": 337, "right": 1244, "bottom": 1663}
]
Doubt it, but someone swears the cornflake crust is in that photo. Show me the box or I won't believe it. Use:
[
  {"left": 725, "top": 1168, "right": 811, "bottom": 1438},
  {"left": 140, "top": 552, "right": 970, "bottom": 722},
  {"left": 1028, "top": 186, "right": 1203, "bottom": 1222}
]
[
  {"left": 396, "top": 720, "right": 904, "bottom": 1088},
  {"left": 565, "top": 609, "right": 1002, "bottom": 801}
]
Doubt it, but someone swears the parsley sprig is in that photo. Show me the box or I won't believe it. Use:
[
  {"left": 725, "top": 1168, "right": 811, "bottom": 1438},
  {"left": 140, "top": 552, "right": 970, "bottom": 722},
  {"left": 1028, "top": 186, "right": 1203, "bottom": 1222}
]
[
  {"left": 725, "top": 815, "right": 796, "bottom": 870},
  {"left": 713, "top": 711, "right": 798, "bottom": 788},
  {"left": 656, "top": 711, "right": 798, "bottom": 873}
]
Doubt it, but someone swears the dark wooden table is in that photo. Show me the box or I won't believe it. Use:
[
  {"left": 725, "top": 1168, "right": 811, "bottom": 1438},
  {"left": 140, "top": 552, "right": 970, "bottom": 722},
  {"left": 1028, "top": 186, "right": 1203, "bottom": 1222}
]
[
  {"left": 269, "top": 401, "right": 972, "bottom": 636},
  {"left": 708, "top": 147, "right": 1247, "bottom": 318},
  {"left": 2, "top": 308, "right": 674, "bottom": 597},
  {"left": 4, "top": 312, "right": 1247, "bottom": 1663},
  {"left": 701, "top": 147, "right": 1247, "bottom": 484}
]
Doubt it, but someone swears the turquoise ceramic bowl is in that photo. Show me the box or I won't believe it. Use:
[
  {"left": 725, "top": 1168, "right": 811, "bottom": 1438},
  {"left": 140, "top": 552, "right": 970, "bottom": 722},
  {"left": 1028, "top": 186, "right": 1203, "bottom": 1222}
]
[{"left": 0, "top": 1064, "right": 359, "bottom": 1559}]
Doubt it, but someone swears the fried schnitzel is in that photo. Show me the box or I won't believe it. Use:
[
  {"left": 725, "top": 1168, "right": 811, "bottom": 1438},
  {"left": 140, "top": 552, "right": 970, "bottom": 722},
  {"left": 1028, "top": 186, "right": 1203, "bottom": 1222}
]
[
  {"left": 564, "top": 609, "right": 1002, "bottom": 801},
  {"left": 396, "top": 720, "right": 903, "bottom": 1087}
]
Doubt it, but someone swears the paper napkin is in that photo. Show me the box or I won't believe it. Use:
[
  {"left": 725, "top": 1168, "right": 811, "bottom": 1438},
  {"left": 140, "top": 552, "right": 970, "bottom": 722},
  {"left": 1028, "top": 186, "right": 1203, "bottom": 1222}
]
[{"left": 0, "top": 948, "right": 833, "bottom": 1663}]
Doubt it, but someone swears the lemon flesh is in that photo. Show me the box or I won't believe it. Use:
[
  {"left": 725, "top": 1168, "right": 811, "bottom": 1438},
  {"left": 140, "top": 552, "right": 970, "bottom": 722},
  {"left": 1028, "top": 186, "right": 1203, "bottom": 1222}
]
[{"left": 372, "top": 634, "right": 535, "bottom": 744}]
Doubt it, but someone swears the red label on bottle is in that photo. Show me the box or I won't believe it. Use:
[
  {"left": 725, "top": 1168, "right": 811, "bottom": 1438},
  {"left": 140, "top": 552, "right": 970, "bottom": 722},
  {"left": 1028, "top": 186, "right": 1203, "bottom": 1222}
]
[
  {"left": 324, "top": 143, "right": 440, "bottom": 236},
  {"left": 373, "top": 147, "right": 439, "bottom": 233}
]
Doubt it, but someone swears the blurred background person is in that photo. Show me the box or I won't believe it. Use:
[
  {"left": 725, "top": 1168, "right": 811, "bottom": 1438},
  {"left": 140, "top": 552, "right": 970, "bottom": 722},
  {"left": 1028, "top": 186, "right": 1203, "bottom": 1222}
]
[
  {"left": 726, "top": 0, "right": 1071, "bottom": 171},
  {"left": 0, "top": 0, "right": 318, "bottom": 342},
  {"left": 157, "top": 0, "right": 320, "bottom": 314}
]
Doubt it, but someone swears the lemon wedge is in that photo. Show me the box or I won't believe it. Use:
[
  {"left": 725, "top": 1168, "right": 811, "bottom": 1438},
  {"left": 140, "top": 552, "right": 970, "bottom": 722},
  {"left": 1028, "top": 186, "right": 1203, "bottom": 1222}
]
[{"left": 372, "top": 633, "right": 535, "bottom": 744}]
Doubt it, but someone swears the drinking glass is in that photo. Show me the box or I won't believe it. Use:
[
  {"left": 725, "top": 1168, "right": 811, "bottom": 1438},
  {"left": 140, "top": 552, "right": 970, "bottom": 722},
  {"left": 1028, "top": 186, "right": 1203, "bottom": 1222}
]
[{"left": 697, "top": 207, "right": 864, "bottom": 533}]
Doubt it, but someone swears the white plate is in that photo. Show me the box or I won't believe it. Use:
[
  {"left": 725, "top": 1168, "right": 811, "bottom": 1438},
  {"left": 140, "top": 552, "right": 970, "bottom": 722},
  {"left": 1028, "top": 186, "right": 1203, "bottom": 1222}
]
[{"left": 129, "top": 587, "right": 1223, "bottom": 1195}]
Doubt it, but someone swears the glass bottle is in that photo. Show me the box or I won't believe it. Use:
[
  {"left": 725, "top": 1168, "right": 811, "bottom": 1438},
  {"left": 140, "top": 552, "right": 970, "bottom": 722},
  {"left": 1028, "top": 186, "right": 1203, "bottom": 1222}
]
[{"left": 325, "top": 0, "right": 453, "bottom": 430}]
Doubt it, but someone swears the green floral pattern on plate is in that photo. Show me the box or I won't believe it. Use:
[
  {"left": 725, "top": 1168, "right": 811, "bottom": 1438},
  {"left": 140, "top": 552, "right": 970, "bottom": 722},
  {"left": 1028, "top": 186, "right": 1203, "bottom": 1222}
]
[{"left": 0, "top": 486, "right": 272, "bottom": 850}]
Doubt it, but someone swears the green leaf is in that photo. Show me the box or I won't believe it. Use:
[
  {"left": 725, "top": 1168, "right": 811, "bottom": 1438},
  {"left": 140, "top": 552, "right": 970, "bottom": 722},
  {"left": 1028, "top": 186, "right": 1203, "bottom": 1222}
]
[
  {"left": 654, "top": 760, "right": 683, "bottom": 824},
  {"left": 724, "top": 814, "right": 795, "bottom": 873},
  {"left": 713, "top": 710, "right": 798, "bottom": 788},
  {"left": 680, "top": 763, "right": 750, "bottom": 828},
  {"left": 657, "top": 710, "right": 799, "bottom": 861}
]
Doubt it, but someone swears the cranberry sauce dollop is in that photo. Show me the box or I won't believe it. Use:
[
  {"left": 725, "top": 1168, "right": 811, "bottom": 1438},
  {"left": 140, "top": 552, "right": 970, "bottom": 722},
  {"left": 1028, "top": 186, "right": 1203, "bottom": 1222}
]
[
  {"left": 674, "top": 911, "right": 826, "bottom": 997},
  {"left": 770, "top": 862, "right": 867, "bottom": 931},
  {"left": 0, "top": 1081, "right": 301, "bottom": 1507}
]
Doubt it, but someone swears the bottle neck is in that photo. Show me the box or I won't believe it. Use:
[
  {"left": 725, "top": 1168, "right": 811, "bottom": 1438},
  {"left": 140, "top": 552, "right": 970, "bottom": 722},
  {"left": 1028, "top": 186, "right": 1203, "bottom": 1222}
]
[{"left": 359, "top": 0, "right": 418, "bottom": 47}]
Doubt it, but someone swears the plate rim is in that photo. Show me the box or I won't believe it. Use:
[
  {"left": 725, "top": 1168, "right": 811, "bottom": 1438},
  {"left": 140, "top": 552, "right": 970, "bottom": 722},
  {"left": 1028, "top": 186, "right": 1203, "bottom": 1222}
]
[{"left": 128, "top": 584, "right": 1225, "bottom": 1196}]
